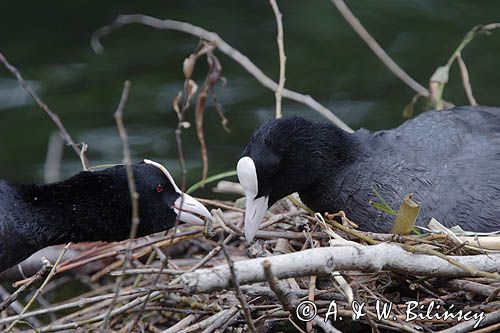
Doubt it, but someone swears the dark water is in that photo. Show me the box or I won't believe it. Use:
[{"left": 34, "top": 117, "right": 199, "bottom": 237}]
[{"left": 1, "top": 1, "right": 500, "bottom": 191}]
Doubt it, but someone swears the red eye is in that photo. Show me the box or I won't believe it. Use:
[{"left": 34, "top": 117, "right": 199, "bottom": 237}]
[{"left": 156, "top": 184, "right": 164, "bottom": 193}]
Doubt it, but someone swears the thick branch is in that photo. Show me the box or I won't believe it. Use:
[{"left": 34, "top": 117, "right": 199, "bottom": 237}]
[{"left": 179, "top": 243, "right": 500, "bottom": 293}]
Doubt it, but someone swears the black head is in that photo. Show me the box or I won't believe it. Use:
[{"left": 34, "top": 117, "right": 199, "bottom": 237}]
[
  {"left": 137, "top": 160, "right": 212, "bottom": 233},
  {"left": 237, "top": 116, "right": 350, "bottom": 241},
  {"left": 21, "top": 160, "right": 212, "bottom": 244},
  {"left": 132, "top": 161, "right": 182, "bottom": 235}
]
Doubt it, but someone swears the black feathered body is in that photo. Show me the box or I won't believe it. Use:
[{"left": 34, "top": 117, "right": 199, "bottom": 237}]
[
  {"left": 0, "top": 180, "right": 42, "bottom": 272},
  {"left": 0, "top": 164, "right": 180, "bottom": 272},
  {"left": 340, "top": 107, "right": 500, "bottom": 232},
  {"left": 243, "top": 106, "right": 500, "bottom": 233}
]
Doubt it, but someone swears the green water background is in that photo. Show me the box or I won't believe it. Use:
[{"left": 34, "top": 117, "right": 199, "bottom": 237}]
[{"left": 1, "top": 1, "right": 499, "bottom": 193}]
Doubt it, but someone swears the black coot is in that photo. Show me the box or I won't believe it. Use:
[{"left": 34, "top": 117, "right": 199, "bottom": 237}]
[
  {"left": 0, "top": 159, "right": 211, "bottom": 272},
  {"left": 237, "top": 106, "right": 500, "bottom": 241}
]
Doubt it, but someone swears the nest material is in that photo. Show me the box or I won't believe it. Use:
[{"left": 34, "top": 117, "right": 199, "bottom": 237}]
[{"left": 0, "top": 196, "right": 499, "bottom": 333}]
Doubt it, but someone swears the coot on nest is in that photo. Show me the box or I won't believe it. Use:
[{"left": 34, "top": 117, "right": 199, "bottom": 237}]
[
  {"left": 0, "top": 159, "right": 211, "bottom": 272},
  {"left": 238, "top": 106, "right": 500, "bottom": 241}
]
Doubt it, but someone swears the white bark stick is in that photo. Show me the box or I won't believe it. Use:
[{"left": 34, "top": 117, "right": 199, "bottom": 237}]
[{"left": 179, "top": 243, "right": 500, "bottom": 293}]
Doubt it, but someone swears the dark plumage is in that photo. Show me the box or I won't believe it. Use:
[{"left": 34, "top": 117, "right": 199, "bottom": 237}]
[
  {"left": 238, "top": 106, "right": 500, "bottom": 241},
  {"left": 0, "top": 161, "right": 211, "bottom": 272}
]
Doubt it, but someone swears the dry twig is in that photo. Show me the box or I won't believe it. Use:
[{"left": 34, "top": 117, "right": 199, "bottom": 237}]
[
  {"left": 330, "top": 0, "right": 429, "bottom": 97},
  {"left": 90, "top": 14, "right": 353, "bottom": 132},
  {"left": 102, "top": 80, "right": 137, "bottom": 330},
  {"left": 269, "top": 0, "right": 287, "bottom": 119},
  {"left": 0, "top": 51, "right": 89, "bottom": 169},
  {"left": 5, "top": 243, "right": 70, "bottom": 332},
  {"left": 0, "top": 261, "right": 50, "bottom": 313},
  {"left": 457, "top": 53, "right": 478, "bottom": 106},
  {"left": 220, "top": 234, "right": 256, "bottom": 332}
]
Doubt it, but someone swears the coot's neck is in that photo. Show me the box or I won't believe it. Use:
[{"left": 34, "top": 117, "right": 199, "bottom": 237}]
[
  {"left": 292, "top": 124, "right": 359, "bottom": 206},
  {"left": 269, "top": 122, "right": 358, "bottom": 206},
  {"left": 17, "top": 171, "right": 132, "bottom": 248},
  {"left": 318, "top": 124, "right": 357, "bottom": 168},
  {"left": 300, "top": 123, "right": 357, "bottom": 183}
]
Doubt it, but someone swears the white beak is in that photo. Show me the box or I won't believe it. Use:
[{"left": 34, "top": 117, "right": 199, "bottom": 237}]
[
  {"left": 174, "top": 192, "right": 212, "bottom": 226},
  {"left": 237, "top": 156, "right": 269, "bottom": 242},
  {"left": 244, "top": 194, "right": 269, "bottom": 242}
]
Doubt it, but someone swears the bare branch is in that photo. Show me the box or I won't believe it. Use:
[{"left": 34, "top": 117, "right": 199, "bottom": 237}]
[
  {"left": 456, "top": 53, "right": 478, "bottom": 106},
  {"left": 0, "top": 285, "right": 181, "bottom": 327},
  {"left": 128, "top": 45, "right": 199, "bottom": 327},
  {"left": 330, "top": 0, "right": 429, "bottom": 97},
  {"left": 114, "top": 80, "right": 139, "bottom": 240},
  {"left": 0, "top": 261, "right": 50, "bottom": 313},
  {"left": 102, "top": 80, "right": 138, "bottom": 330},
  {"left": 0, "top": 51, "right": 89, "bottom": 169},
  {"left": 33, "top": 290, "right": 165, "bottom": 332},
  {"left": 179, "top": 243, "right": 500, "bottom": 293},
  {"left": 5, "top": 243, "right": 70, "bottom": 332},
  {"left": 220, "top": 234, "right": 256, "bottom": 332},
  {"left": 262, "top": 260, "right": 342, "bottom": 333},
  {"left": 269, "top": 0, "right": 287, "bottom": 119},
  {"left": 262, "top": 260, "right": 295, "bottom": 313},
  {"left": 91, "top": 14, "right": 353, "bottom": 132}
]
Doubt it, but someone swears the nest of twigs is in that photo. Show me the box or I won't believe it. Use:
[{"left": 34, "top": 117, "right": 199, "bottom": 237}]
[{"left": 1, "top": 192, "right": 499, "bottom": 333}]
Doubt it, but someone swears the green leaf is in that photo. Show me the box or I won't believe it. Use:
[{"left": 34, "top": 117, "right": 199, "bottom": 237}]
[
  {"left": 371, "top": 186, "right": 397, "bottom": 215},
  {"left": 369, "top": 201, "right": 397, "bottom": 216},
  {"left": 186, "top": 170, "right": 238, "bottom": 194}
]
